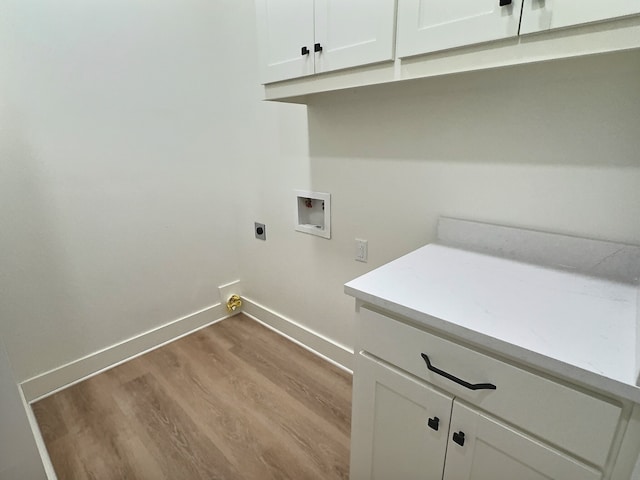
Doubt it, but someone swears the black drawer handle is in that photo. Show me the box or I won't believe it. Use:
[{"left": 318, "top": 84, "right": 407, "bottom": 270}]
[
  {"left": 314, "top": 42, "right": 323, "bottom": 53},
  {"left": 301, "top": 46, "right": 309, "bottom": 56},
  {"left": 427, "top": 416, "right": 439, "bottom": 431},
  {"left": 453, "top": 431, "right": 465, "bottom": 447},
  {"left": 420, "top": 353, "right": 497, "bottom": 391},
  {"left": 499, "top": 0, "right": 512, "bottom": 5}
]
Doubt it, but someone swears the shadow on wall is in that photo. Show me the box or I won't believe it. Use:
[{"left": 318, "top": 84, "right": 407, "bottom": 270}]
[
  {"left": 0, "top": 105, "right": 80, "bottom": 382},
  {"left": 306, "top": 49, "right": 640, "bottom": 167}
]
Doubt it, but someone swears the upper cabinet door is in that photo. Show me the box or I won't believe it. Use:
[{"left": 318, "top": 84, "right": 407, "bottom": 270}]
[
  {"left": 255, "top": 0, "right": 315, "bottom": 84},
  {"left": 442, "top": 402, "right": 602, "bottom": 480},
  {"left": 314, "top": 0, "right": 396, "bottom": 74},
  {"left": 521, "top": 0, "right": 640, "bottom": 35},
  {"left": 396, "top": 0, "right": 524, "bottom": 58}
]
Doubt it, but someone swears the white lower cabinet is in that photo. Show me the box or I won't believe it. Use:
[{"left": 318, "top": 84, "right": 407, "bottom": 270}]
[
  {"left": 348, "top": 303, "right": 629, "bottom": 479},
  {"left": 350, "top": 353, "right": 453, "bottom": 479},
  {"left": 351, "top": 353, "right": 601, "bottom": 480},
  {"left": 443, "top": 402, "right": 600, "bottom": 480}
]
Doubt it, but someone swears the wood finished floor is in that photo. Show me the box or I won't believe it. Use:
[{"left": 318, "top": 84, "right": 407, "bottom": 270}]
[{"left": 33, "top": 314, "right": 352, "bottom": 480}]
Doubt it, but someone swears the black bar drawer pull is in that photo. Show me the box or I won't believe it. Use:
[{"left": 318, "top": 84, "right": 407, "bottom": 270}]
[
  {"left": 420, "top": 353, "right": 497, "bottom": 391},
  {"left": 427, "top": 417, "right": 439, "bottom": 431},
  {"left": 499, "top": 0, "right": 512, "bottom": 5},
  {"left": 453, "top": 431, "right": 465, "bottom": 447}
]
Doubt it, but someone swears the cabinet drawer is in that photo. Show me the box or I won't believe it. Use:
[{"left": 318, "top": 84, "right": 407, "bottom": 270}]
[{"left": 358, "top": 307, "right": 622, "bottom": 467}]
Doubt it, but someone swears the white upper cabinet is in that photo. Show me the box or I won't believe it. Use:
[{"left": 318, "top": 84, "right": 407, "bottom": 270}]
[
  {"left": 255, "top": 0, "right": 315, "bottom": 84},
  {"left": 258, "top": 0, "right": 640, "bottom": 100},
  {"left": 396, "top": 0, "right": 524, "bottom": 58},
  {"left": 521, "top": 0, "right": 640, "bottom": 35},
  {"left": 255, "top": 0, "right": 396, "bottom": 84},
  {"left": 314, "top": 0, "right": 396, "bottom": 75}
]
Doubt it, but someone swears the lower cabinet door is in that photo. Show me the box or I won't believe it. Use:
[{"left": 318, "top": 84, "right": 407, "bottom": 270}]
[
  {"left": 443, "top": 402, "right": 602, "bottom": 480},
  {"left": 350, "top": 353, "right": 454, "bottom": 480}
]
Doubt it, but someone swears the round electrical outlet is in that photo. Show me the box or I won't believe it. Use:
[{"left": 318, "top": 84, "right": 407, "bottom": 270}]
[{"left": 254, "top": 222, "right": 266, "bottom": 240}]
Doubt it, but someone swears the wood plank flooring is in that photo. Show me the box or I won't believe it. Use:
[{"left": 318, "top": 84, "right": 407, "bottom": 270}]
[{"left": 33, "top": 314, "right": 352, "bottom": 479}]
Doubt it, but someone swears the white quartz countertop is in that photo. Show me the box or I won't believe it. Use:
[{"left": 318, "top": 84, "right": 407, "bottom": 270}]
[{"left": 345, "top": 243, "right": 640, "bottom": 403}]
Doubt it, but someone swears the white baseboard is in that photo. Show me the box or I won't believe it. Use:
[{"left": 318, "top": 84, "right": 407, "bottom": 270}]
[
  {"left": 241, "top": 297, "right": 354, "bottom": 372},
  {"left": 21, "top": 303, "right": 232, "bottom": 403},
  {"left": 21, "top": 298, "right": 355, "bottom": 403},
  {"left": 19, "top": 387, "right": 57, "bottom": 480}
]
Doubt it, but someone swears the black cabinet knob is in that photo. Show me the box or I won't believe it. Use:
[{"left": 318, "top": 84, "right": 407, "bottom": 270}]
[
  {"left": 452, "top": 431, "right": 465, "bottom": 447},
  {"left": 499, "top": 0, "right": 512, "bottom": 5},
  {"left": 301, "top": 46, "right": 309, "bottom": 56},
  {"left": 427, "top": 417, "right": 440, "bottom": 431},
  {"left": 314, "top": 43, "right": 323, "bottom": 53}
]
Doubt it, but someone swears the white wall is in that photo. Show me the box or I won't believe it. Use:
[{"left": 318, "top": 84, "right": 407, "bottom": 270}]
[
  {"left": 0, "top": 337, "right": 46, "bottom": 479},
  {"left": 239, "top": 50, "right": 640, "bottom": 353},
  {"left": 0, "top": 0, "right": 252, "bottom": 382}
]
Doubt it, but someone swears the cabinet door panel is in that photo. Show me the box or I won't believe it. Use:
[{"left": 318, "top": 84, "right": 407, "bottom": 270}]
[
  {"left": 314, "top": 0, "right": 395, "bottom": 74},
  {"left": 350, "top": 353, "right": 453, "bottom": 480},
  {"left": 397, "top": 0, "right": 523, "bottom": 58},
  {"left": 521, "top": 0, "right": 640, "bottom": 35},
  {"left": 255, "top": 0, "right": 314, "bottom": 83},
  {"left": 443, "top": 402, "right": 602, "bottom": 480}
]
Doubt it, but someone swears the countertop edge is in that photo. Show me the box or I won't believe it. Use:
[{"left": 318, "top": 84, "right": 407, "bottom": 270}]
[{"left": 344, "top": 284, "right": 640, "bottom": 405}]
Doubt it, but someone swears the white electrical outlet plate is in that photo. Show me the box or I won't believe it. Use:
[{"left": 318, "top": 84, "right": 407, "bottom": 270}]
[
  {"left": 355, "top": 239, "right": 368, "bottom": 262},
  {"left": 218, "top": 280, "right": 242, "bottom": 305}
]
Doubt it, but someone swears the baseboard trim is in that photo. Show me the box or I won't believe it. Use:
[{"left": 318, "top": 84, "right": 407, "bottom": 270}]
[
  {"left": 21, "top": 298, "right": 355, "bottom": 402},
  {"left": 19, "top": 387, "right": 57, "bottom": 480},
  {"left": 242, "top": 297, "right": 354, "bottom": 372},
  {"left": 21, "top": 303, "right": 232, "bottom": 403}
]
